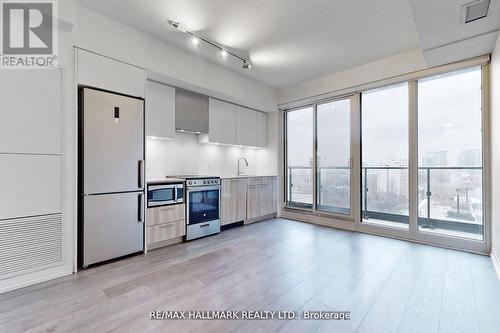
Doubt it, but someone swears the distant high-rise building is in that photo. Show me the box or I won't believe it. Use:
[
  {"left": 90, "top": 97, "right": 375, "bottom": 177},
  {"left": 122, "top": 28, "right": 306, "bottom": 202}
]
[
  {"left": 459, "top": 149, "right": 481, "bottom": 167},
  {"left": 422, "top": 151, "right": 447, "bottom": 166}
]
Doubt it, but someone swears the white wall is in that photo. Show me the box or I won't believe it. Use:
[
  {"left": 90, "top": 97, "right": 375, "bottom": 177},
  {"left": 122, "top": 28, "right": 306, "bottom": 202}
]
[
  {"left": 491, "top": 32, "right": 500, "bottom": 264},
  {"left": 278, "top": 49, "right": 426, "bottom": 105},
  {"left": 73, "top": 5, "right": 277, "bottom": 112},
  {"left": 146, "top": 112, "right": 279, "bottom": 179}
]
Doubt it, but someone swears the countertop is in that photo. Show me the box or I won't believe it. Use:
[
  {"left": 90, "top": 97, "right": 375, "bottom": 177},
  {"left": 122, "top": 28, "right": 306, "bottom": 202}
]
[
  {"left": 147, "top": 175, "right": 278, "bottom": 184},
  {"left": 147, "top": 178, "right": 185, "bottom": 184},
  {"left": 218, "top": 175, "right": 278, "bottom": 179}
]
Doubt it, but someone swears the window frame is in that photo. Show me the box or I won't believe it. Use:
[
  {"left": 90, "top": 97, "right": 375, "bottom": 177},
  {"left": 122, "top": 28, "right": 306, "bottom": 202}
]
[
  {"left": 282, "top": 58, "right": 491, "bottom": 254},
  {"left": 359, "top": 82, "right": 410, "bottom": 229}
]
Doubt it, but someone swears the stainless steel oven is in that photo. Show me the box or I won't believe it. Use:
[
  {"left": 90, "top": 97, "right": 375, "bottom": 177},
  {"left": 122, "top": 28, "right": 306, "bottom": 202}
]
[
  {"left": 147, "top": 182, "right": 184, "bottom": 207},
  {"left": 185, "top": 177, "right": 221, "bottom": 240}
]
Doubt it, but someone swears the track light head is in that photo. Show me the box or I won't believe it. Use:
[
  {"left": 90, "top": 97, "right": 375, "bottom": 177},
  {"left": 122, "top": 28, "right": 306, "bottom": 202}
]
[
  {"left": 167, "top": 20, "right": 188, "bottom": 33},
  {"left": 242, "top": 61, "right": 251, "bottom": 69}
]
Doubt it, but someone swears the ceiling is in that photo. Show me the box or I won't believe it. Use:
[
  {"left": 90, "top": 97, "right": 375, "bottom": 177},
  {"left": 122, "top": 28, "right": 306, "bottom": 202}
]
[{"left": 76, "top": 0, "right": 500, "bottom": 89}]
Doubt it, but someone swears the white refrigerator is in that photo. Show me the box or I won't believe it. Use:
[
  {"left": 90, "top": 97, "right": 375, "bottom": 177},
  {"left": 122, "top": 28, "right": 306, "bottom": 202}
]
[{"left": 80, "top": 87, "right": 144, "bottom": 268}]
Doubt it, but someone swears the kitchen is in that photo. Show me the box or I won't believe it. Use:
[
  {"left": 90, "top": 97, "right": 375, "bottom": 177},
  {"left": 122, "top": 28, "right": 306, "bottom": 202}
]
[{"left": 78, "top": 50, "right": 279, "bottom": 267}]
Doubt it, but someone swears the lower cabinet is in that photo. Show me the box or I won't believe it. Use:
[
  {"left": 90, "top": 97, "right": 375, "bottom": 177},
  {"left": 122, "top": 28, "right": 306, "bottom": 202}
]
[
  {"left": 246, "top": 176, "right": 278, "bottom": 221},
  {"left": 147, "top": 220, "right": 185, "bottom": 244},
  {"left": 266, "top": 176, "right": 278, "bottom": 215},
  {"left": 146, "top": 204, "right": 184, "bottom": 225},
  {"left": 246, "top": 184, "right": 268, "bottom": 220},
  {"left": 221, "top": 178, "right": 247, "bottom": 225},
  {"left": 146, "top": 204, "right": 185, "bottom": 249}
]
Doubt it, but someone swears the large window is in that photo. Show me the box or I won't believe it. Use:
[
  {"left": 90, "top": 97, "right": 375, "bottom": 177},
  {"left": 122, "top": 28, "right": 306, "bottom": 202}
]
[
  {"left": 284, "top": 62, "right": 487, "bottom": 250},
  {"left": 317, "top": 99, "right": 351, "bottom": 215},
  {"left": 286, "top": 107, "right": 313, "bottom": 208},
  {"left": 417, "top": 67, "right": 483, "bottom": 240},
  {"left": 361, "top": 83, "right": 409, "bottom": 228}
]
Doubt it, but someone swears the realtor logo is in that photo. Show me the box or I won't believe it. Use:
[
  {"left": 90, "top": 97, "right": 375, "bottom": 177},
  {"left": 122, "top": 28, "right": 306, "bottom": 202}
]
[{"left": 1, "top": 0, "right": 58, "bottom": 68}]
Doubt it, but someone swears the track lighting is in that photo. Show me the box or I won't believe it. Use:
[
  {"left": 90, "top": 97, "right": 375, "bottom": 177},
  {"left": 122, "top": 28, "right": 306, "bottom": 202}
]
[{"left": 167, "top": 19, "right": 252, "bottom": 70}]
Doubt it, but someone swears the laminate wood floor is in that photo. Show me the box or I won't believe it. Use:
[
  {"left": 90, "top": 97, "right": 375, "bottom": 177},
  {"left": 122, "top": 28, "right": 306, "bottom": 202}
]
[{"left": 1, "top": 218, "right": 499, "bottom": 333}]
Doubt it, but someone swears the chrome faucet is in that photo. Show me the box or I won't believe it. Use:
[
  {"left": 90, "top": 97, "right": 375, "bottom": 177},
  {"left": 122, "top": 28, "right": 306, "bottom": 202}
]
[{"left": 238, "top": 157, "right": 249, "bottom": 176}]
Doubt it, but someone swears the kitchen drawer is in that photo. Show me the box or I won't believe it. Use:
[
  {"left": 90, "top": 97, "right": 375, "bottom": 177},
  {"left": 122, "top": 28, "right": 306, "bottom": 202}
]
[
  {"left": 146, "top": 204, "right": 185, "bottom": 226},
  {"left": 147, "top": 220, "right": 185, "bottom": 244},
  {"left": 248, "top": 177, "right": 268, "bottom": 186}
]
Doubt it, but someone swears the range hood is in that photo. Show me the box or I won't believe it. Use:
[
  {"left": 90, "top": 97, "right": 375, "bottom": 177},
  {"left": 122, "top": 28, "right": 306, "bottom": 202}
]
[{"left": 175, "top": 88, "right": 209, "bottom": 134}]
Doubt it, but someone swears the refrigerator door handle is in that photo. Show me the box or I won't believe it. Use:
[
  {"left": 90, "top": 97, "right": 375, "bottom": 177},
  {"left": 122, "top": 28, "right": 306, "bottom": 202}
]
[
  {"left": 137, "top": 193, "right": 143, "bottom": 223},
  {"left": 138, "top": 160, "right": 143, "bottom": 189}
]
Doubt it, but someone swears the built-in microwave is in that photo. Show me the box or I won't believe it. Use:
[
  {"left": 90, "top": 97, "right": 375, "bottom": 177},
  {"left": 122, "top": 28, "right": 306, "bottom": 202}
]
[{"left": 147, "top": 183, "right": 184, "bottom": 207}]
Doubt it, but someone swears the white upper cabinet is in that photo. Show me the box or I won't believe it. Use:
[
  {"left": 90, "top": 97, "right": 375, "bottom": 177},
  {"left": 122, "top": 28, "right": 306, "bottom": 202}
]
[
  {"left": 201, "top": 98, "right": 267, "bottom": 148},
  {"left": 77, "top": 49, "right": 146, "bottom": 98},
  {"left": 207, "top": 98, "right": 237, "bottom": 145},
  {"left": 236, "top": 107, "right": 257, "bottom": 147},
  {"left": 0, "top": 70, "right": 61, "bottom": 154},
  {"left": 256, "top": 111, "right": 267, "bottom": 147},
  {"left": 146, "top": 81, "right": 175, "bottom": 139}
]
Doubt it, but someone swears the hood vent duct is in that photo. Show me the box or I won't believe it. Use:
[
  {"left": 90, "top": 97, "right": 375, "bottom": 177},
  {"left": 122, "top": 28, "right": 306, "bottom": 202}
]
[{"left": 175, "top": 88, "right": 209, "bottom": 134}]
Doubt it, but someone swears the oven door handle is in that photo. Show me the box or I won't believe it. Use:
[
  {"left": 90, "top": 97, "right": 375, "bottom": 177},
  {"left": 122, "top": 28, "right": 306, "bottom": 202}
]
[{"left": 187, "top": 186, "right": 221, "bottom": 192}]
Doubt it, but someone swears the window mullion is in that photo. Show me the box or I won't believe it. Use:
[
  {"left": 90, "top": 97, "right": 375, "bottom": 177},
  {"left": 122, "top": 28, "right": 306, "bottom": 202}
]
[
  {"left": 312, "top": 104, "right": 318, "bottom": 212},
  {"left": 408, "top": 81, "right": 418, "bottom": 238}
]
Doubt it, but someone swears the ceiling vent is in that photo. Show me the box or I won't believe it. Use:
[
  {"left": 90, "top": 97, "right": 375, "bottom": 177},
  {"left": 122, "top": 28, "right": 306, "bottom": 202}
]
[{"left": 462, "top": 0, "right": 491, "bottom": 24}]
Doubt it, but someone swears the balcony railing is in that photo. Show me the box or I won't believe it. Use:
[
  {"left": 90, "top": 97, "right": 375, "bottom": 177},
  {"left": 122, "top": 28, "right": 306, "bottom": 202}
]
[{"left": 287, "top": 166, "right": 483, "bottom": 237}]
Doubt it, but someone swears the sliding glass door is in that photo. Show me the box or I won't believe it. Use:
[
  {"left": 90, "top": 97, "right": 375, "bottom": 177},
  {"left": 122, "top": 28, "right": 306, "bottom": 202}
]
[
  {"left": 417, "top": 67, "right": 483, "bottom": 240},
  {"left": 285, "top": 97, "right": 355, "bottom": 217},
  {"left": 317, "top": 99, "right": 352, "bottom": 215},
  {"left": 286, "top": 107, "right": 314, "bottom": 208}
]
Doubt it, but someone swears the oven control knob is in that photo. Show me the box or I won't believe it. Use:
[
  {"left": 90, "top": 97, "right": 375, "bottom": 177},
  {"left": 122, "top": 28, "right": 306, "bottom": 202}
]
[
  {"left": 210, "top": 180, "right": 214, "bottom": 184},
  {"left": 188, "top": 181, "right": 192, "bottom": 185},
  {"left": 203, "top": 180, "right": 208, "bottom": 184}
]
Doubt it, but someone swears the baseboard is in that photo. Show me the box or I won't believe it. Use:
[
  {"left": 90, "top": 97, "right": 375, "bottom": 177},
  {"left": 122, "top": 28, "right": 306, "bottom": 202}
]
[
  {"left": 0, "top": 264, "right": 73, "bottom": 294},
  {"left": 244, "top": 213, "right": 276, "bottom": 225},
  {"left": 147, "top": 236, "right": 184, "bottom": 251},
  {"left": 221, "top": 221, "right": 244, "bottom": 231},
  {"left": 491, "top": 249, "right": 500, "bottom": 281}
]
